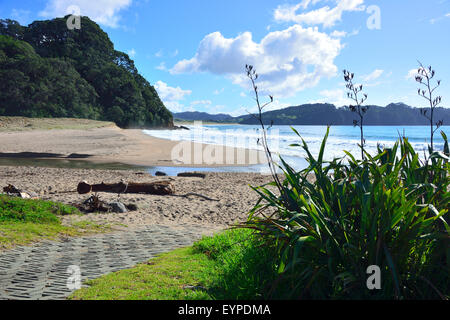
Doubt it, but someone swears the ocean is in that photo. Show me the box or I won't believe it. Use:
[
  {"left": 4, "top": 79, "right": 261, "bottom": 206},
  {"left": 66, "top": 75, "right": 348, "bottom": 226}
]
[{"left": 143, "top": 124, "right": 449, "bottom": 173}]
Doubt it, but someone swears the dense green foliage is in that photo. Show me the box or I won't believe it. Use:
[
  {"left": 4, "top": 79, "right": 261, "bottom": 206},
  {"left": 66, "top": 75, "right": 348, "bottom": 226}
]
[
  {"left": 241, "top": 128, "right": 449, "bottom": 299},
  {"left": 193, "top": 229, "right": 278, "bottom": 299},
  {"left": 0, "top": 195, "right": 80, "bottom": 223},
  {"left": 0, "top": 18, "right": 173, "bottom": 128}
]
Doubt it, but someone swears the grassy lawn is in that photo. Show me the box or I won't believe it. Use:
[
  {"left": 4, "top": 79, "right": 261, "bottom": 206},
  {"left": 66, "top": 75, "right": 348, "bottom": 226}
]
[
  {"left": 69, "top": 229, "right": 276, "bottom": 300},
  {"left": 0, "top": 195, "right": 110, "bottom": 250},
  {"left": 70, "top": 247, "right": 216, "bottom": 300}
]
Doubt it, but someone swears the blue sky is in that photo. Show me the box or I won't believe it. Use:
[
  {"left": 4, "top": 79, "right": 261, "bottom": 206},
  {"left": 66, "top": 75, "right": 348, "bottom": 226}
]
[{"left": 1, "top": 0, "right": 449, "bottom": 115}]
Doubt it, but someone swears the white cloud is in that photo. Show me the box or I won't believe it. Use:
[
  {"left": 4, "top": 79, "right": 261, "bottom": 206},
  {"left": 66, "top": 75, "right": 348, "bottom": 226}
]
[
  {"left": 330, "top": 29, "right": 359, "bottom": 38},
  {"left": 155, "top": 49, "right": 163, "bottom": 58},
  {"left": 127, "top": 48, "right": 136, "bottom": 58},
  {"left": 330, "top": 30, "right": 347, "bottom": 38},
  {"left": 209, "top": 105, "right": 226, "bottom": 113},
  {"left": 213, "top": 88, "right": 225, "bottom": 95},
  {"left": 406, "top": 69, "right": 418, "bottom": 80},
  {"left": 171, "top": 25, "right": 342, "bottom": 97},
  {"left": 163, "top": 101, "right": 185, "bottom": 113},
  {"left": 154, "top": 81, "right": 191, "bottom": 101},
  {"left": 361, "top": 69, "right": 383, "bottom": 82},
  {"left": 191, "top": 100, "right": 212, "bottom": 106},
  {"left": 310, "top": 89, "right": 348, "bottom": 107},
  {"left": 274, "top": 0, "right": 365, "bottom": 28},
  {"left": 39, "top": 0, "right": 132, "bottom": 28}
]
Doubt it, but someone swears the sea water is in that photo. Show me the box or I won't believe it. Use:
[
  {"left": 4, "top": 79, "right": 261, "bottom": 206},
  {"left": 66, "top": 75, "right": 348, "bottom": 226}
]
[{"left": 143, "top": 124, "right": 449, "bottom": 173}]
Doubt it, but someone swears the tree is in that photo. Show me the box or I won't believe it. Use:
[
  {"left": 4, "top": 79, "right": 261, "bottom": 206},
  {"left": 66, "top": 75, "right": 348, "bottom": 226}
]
[{"left": 0, "top": 17, "right": 173, "bottom": 128}]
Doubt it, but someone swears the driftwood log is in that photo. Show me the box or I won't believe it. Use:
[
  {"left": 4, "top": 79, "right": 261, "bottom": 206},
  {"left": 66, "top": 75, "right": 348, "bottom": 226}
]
[
  {"left": 177, "top": 172, "right": 206, "bottom": 179},
  {"left": 77, "top": 181, "right": 175, "bottom": 195}
]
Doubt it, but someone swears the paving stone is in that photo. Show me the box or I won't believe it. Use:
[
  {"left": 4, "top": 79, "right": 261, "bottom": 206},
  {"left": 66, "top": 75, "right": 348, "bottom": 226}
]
[{"left": 0, "top": 224, "right": 212, "bottom": 300}]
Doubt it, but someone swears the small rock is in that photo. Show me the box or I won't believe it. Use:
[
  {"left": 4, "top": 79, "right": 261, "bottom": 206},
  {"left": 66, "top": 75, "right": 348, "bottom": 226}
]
[
  {"left": 19, "top": 192, "right": 31, "bottom": 199},
  {"left": 109, "top": 202, "right": 128, "bottom": 213},
  {"left": 155, "top": 171, "right": 167, "bottom": 176},
  {"left": 27, "top": 191, "right": 39, "bottom": 199}
]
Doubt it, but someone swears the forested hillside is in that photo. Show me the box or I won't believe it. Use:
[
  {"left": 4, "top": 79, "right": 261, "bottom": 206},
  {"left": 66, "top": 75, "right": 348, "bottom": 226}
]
[
  {"left": 0, "top": 17, "right": 173, "bottom": 128},
  {"left": 174, "top": 103, "right": 450, "bottom": 126}
]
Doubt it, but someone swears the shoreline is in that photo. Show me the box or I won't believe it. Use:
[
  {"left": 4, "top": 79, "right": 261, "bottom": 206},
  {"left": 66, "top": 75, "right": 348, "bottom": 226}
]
[
  {"left": 0, "top": 119, "right": 274, "bottom": 233},
  {"left": 0, "top": 124, "right": 266, "bottom": 170}
]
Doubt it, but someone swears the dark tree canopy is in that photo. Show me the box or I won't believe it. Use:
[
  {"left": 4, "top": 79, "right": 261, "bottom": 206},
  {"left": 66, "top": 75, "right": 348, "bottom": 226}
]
[{"left": 0, "top": 16, "right": 173, "bottom": 128}]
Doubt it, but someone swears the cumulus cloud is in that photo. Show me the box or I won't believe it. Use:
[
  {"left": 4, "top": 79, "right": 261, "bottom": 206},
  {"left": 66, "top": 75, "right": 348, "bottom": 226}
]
[
  {"left": 153, "top": 83, "right": 230, "bottom": 113},
  {"left": 154, "top": 81, "right": 191, "bottom": 101},
  {"left": 39, "top": 0, "right": 132, "bottom": 28},
  {"left": 274, "top": 0, "right": 365, "bottom": 28},
  {"left": 154, "top": 81, "right": 192, "bottom": 112},
  {"left": 171, "top": 25, "right": 342, "bottom": 97}
]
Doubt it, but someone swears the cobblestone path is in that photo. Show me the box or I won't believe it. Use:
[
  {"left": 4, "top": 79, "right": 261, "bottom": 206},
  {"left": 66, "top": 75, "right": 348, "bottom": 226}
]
[{"left": 0, "top": 224, "right": 214, "bottom": 300}]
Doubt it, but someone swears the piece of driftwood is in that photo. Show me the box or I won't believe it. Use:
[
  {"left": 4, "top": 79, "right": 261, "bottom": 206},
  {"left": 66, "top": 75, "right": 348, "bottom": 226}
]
[
  {"left": 177, "top": 172, "right": 206, "bottom": 179},
  {"left": 2, "top": 184, "right": 38, "bottom": 199},
  {"left": 77, "top": 181, "right": 175, "bottom": 195}
]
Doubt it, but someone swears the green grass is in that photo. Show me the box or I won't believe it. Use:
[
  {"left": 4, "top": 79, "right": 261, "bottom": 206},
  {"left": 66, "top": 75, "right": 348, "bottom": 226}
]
[
  {"left": 0, "top": 195, "right": 110, "bottom": 250},
  {"left": 69, "top": 229, "right": 277, "bottom": 300},
  {"left": 69, "top": 247, "right": 216, "bottom": 300}
]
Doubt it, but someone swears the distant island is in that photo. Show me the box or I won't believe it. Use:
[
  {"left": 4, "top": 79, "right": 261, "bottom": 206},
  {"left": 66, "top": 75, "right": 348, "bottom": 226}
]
[
  {"left": 174, "top": 103, "right": 450, "bottom": 126},
  {"left": 0, "top": 17, "right": 173, "bottom": 128}
]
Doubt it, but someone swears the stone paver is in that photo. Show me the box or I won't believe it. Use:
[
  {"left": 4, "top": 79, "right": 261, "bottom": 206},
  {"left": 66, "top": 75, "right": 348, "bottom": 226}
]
[{"left": 0, "top": 224, "right": 213, "bottom": 300}]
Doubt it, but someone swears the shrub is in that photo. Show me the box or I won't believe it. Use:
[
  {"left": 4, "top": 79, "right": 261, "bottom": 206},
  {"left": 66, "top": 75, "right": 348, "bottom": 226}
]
[
  {"left": 193, "top": 229, "right": 279, "bottom": 300},
  {"left": 242, "top": 127, "right": 449, "bottom": 299}
]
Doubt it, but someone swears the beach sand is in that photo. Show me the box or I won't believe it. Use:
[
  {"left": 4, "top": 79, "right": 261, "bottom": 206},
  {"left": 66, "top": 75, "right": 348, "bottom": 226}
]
[
  {"left": 0, "top": 122, "right": 265, "bottom": 167},
  {"left": 0, "top": 166, "right": 273, "bottom": 232},
  {"left": 0, "top": 119, "right": 273, "bottom": 231}
]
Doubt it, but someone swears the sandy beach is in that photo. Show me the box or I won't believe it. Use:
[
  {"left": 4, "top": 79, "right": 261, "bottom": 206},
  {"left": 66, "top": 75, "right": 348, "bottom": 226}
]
[
  {"left": 0, "top": 119, "right": 265, "bottom": 168},
  {"left": 0, "top": 118, "right": 273, "bottom": 231},
  {"left": 0, "top": 166, "right": 273, "bottom": 231}
]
